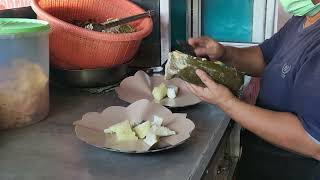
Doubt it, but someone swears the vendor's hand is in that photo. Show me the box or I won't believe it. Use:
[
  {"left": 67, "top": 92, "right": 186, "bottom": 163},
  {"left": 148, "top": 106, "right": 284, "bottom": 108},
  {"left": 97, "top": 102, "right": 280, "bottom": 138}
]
[
  {"left": 188, "top": 36, "right": 226, "bottom": 60},
  {"left": 186, "top": 69, "right": 235, "bottom": 106}
]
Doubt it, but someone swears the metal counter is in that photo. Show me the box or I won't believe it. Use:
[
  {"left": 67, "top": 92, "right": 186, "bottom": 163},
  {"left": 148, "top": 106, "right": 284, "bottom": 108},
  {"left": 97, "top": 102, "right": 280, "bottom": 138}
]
[{"left": 0, "top": 86, "right": 230, "bottom": 180}]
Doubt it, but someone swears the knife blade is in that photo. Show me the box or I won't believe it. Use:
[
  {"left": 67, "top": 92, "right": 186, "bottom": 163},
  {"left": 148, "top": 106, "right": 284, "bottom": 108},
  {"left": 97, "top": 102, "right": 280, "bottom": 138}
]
[
  {"left": 176, "top": 40, "right": 211, "bottom": 60},
  {"left": 176, "top": 40, "right": 197, "bottom": 57},
  {"left": 0, "top": 6, "right": 36, "bottom": 18}
]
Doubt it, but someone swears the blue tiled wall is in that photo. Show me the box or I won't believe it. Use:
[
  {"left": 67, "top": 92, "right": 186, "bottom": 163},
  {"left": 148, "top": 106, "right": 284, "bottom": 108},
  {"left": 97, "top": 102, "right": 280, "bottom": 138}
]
[
  {"left": 171, "top": 0, "right": 187, "bottom": 49},
  {"left": 202, "top": 0, "right": 253, "bottom": 43}
]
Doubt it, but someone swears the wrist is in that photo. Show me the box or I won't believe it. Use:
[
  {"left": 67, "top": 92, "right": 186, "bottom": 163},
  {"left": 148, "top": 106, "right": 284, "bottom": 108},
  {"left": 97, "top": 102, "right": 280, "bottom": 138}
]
[
  {"left": 220, "top": 46, "right": 231, "bottom": 63},
  {"left": 217, "top": 97, "right": 238, "bottom": 113}
]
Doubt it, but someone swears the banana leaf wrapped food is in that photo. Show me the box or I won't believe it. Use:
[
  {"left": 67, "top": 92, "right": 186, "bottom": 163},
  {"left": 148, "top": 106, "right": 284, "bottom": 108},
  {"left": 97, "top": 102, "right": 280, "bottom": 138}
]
[{"left": 165, "top": 51, "right": 245, "bottom": 96}]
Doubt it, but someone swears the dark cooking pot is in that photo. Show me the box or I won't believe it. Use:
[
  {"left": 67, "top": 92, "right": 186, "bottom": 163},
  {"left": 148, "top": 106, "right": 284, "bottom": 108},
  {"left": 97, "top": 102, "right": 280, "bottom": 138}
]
[{"left": 50, "top": 63, "right": 129, "bottom": 88}]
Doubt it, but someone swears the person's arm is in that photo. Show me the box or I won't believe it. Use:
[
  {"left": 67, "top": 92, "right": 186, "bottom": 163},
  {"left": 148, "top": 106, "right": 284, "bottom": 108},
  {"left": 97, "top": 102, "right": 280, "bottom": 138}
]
[
  {"left": 220, "top": 98, "right": 320, "bottom": 160},
  {"left": 188, "top": 37, "right": 266, "bottom": 77},
  {"left": 222, "top": 46, "right": 266, "bottom": 77},
  {"left": 186, "top": 69, "right": 320, "bottom": 160},
  {"left": 188, "top": 20, "right": 289, "bottom": 77}
]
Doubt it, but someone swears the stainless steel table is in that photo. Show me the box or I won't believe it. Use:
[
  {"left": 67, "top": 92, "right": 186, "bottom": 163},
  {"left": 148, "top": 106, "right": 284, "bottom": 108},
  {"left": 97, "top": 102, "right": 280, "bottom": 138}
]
[{"left": 0, "top": 86, "right": 231, "bottom": 180}]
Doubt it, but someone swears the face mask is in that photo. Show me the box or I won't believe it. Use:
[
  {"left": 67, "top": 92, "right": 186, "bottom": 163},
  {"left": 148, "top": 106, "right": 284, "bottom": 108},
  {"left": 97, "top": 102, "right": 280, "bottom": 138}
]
[{"left": 280, "top": 0, "right": 320, "bottom": 16}]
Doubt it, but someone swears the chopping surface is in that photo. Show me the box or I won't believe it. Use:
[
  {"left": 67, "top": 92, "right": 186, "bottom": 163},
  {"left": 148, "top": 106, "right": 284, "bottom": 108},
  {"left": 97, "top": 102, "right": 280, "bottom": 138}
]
[{"left": 0, "top": 86, "right": 230, "bottom": 180}]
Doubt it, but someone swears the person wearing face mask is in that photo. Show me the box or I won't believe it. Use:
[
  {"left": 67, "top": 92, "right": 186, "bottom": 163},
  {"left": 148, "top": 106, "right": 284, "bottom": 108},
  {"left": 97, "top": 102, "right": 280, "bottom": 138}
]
[{"left": 186, "top": 0, "right": 320, "bottom": 179}]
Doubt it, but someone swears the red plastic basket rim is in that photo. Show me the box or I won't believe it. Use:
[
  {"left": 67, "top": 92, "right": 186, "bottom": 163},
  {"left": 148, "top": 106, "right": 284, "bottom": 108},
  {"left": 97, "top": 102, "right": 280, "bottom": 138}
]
[{"left": 31, "top": 0, "right": 153, "bottom": 42}]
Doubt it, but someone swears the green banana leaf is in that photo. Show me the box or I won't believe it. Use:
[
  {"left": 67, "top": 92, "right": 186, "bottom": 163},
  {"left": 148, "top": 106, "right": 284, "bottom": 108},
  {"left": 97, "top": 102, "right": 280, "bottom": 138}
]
[{"left": 165, "top": 51, "right": 245, "bottom": 96}]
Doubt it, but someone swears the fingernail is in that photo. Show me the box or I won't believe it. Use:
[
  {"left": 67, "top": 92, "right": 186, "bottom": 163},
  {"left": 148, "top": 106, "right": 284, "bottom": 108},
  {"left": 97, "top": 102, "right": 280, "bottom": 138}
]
[{"left": 196, "top": 69, "right": 204, "bottom": 76}]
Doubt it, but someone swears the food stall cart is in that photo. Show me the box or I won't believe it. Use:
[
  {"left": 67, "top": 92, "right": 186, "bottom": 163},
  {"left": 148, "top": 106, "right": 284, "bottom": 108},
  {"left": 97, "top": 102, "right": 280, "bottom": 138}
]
[{"left": 0, "top": 0, "right": 283, "bottom": 179}]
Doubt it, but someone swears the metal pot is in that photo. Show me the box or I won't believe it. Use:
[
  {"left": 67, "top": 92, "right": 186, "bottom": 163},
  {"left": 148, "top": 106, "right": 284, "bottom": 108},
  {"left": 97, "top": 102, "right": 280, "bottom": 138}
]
[{"left": 50, "top": 63, "right": 129, "bottom": 88}]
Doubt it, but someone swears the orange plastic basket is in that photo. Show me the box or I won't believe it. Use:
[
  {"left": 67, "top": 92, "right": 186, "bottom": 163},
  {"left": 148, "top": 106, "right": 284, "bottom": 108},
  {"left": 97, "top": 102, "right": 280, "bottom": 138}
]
[{"left": 31, "top": 0, "right": 153, "bottom": 69}]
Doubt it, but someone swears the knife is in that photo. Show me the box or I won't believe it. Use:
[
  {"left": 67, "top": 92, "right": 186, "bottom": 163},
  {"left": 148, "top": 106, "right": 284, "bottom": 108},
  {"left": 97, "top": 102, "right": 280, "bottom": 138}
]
[
  {"left": 102, "top": 10, "right": 155, "bottom": 29},
  {"left": 176, "top": 40, "right": 212, "bottom": 60},
  {"left": 176, "top": 40, "right": 197, "bottom": 57},
  {"left": 0, "top": 6, "right": 36, "bottom": 18}
]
